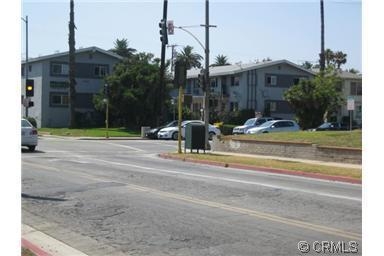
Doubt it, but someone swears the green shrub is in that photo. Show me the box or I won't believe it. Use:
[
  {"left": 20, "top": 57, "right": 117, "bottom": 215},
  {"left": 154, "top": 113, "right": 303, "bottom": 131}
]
[
  {"left": 25, "top": 117, "right": 37, "bottom": 127},
  {"left": 221, "top": 124, "right": 236, "bottom": 135}
]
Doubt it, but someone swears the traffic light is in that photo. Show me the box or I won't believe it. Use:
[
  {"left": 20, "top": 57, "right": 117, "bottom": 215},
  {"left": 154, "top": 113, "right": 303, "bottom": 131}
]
[
  {"left": 26, "top": 79, "right": 34, "bottom": 97},
  {"left": 104, "top": 84, "right": 110, "bottom": 98},
  {"left": 159, "top": 19, "right": 168, "bottom": 45}
]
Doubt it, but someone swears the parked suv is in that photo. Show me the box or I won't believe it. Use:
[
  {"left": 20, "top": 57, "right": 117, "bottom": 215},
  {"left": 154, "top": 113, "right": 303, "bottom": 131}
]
[{"left": 232, "top": 117, "right": 275, "bottom": 134}]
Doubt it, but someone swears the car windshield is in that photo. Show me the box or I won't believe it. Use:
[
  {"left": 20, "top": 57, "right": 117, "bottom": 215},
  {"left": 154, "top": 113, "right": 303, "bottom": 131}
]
[
  {"left": 318, "top": 123, "right": 331, "bottom": 129},
  {"left": 259, "top": 120, "right": 274, "bottom": 128},
  {"left": 244, "top": 118, "right": 255, "bottom": 126},
  {"left": 165, "top": 120, "right": 178, "bottom": 127},
  {"left": 22, "top": 119, "right": 32, "bottom": 128}
]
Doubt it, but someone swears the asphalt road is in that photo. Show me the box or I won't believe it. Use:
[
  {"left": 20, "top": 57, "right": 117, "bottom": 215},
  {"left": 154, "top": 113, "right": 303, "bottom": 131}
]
[{"left": 22, "top": 137, "right": 362, "bottom": 256}]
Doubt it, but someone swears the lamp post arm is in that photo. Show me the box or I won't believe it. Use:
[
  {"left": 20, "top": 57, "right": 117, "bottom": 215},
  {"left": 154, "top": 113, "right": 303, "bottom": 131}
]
[{"left": 175, "top": 26, "right": 206, "bottom": 52}]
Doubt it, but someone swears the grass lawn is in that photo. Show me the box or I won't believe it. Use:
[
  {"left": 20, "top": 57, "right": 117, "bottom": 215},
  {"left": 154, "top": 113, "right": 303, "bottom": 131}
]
[
  {"left": 21, "top": 248, "right": 36, "bottom": 256},
  {"left": 38, "top": 127, "right": 140, "bottom": 137},
  {"left": 233, "top": 130, "right": 362, "bottom": 149},
  {"left": 169, "top": 153, "right": 361, "bottom": 180}
]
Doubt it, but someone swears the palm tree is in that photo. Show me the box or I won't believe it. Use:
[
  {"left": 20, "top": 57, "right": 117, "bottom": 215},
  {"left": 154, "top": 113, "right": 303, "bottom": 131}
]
[
  {"left": 68, "top": 0, "right": 77, "bottom": 128},
  {"left": 110, "top": 38, "right": 136, "bottom": 59},
  {"left": 175, "top": 46, "right": 203, "bottom": 69},
  {"left": 333, "top": 51, "right": 347, "bottom": 69},
  {"left": 324, "top": 48, "right": 334, "bottom": 68},
  {"left": 211, "top": 54, "right": 230, "bottom": 66}
]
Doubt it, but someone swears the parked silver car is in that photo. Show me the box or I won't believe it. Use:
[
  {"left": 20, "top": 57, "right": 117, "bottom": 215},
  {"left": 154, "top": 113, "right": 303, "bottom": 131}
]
[
  {"left": 245, "top": 120, "right": 300, "bottom": 134},
  {"left": 232, "top": 117, "right": 275, "bottom": 134},
  {"left": 21, "top": 118, "right": 38, "bottom": 151}
]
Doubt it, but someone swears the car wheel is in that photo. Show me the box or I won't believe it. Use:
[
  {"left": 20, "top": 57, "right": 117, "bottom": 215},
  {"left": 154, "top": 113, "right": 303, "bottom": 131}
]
[
  {"left": 28, "top": 146, "right": 36, "bottom": 152},
  {"left": 209, "top": 132, "right": 215, "bottom": 140},
  {"left": 172, "top": 132, "right": 178, "bottom": 140}
]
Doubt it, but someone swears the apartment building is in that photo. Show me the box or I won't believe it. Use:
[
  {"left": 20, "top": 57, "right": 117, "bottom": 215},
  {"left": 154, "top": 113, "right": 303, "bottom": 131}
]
[
  {"left": 21, "top": 46, "right": 122, "bottom": 127},
  {"left": 186, "top": 60, "right": 316, "bottom": 120}
]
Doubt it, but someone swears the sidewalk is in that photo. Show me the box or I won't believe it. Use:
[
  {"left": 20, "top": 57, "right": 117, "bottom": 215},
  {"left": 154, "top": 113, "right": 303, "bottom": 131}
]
[
  {"left": 213, "top": 151, "right": 361, "bottom": 169},
  {"left": 160, "top": 151, "right": 361, "bottom": 184}
]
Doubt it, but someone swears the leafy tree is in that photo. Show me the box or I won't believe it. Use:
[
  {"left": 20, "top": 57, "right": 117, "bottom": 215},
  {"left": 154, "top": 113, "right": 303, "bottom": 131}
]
[
  {"left": 94, "top": 52, "right": 170, "bottom": 127},
  {"left": 301, "top": 61, "right": 313, "bottom": 70},
  {"left": 175, "top": 45, "right": 203, "bottom": 69},
  {"left": 109, "top": 38, "right": 137, "bottom": 59},
  {"left": 284, "top": 68, "right": 344, "bottom": 129},
  {"left": 347, "top": 68, "right": 360, "bottom": 74},
  {"left": 211, "top": 54, "right": 230, "bottom": 66}
]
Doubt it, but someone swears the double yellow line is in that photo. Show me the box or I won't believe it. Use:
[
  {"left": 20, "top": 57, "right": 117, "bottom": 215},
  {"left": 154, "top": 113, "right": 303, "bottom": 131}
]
[{"left": 127, "top": 184, "right": 361, "bottom": 241}]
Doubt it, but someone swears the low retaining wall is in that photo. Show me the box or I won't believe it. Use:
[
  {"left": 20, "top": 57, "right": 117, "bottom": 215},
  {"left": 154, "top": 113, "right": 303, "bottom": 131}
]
[{"left": 212, "top": 137, "right": 361, "bottom": 164}]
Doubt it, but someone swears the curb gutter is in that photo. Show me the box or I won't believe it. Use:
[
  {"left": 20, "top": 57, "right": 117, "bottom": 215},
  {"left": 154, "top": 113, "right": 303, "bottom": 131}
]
[{"left": 159, "top": 153, "right": 361, "bottom": 185}]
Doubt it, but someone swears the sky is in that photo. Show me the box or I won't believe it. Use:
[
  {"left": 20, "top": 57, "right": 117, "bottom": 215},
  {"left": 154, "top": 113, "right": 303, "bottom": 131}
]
[{"left": 21, "top": 0, "right": 362, "bottom": 71}]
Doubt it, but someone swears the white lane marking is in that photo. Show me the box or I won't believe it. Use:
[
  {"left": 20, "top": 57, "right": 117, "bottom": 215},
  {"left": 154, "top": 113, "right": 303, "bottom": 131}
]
[{"left": 83, "top": 157, "right": 361, "bottom": 202}]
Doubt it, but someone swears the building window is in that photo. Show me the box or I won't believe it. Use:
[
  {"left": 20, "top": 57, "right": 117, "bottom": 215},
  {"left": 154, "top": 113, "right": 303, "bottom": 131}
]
[
  {"left": 94, "top": 65, "right": 108, "bottom": 77},
  {"left": 210, "top": 78, "right": 217, "bottom": 88},
  {"left": 50, "top": 81, "right": 69, "bottom": 89},
  {"left": 231, "top": 76, "right": 240, "bottom": 86},
  {"left": 50, "top": 92, "right": 69, "bottom": 107},
  {"left": 350, "top": 82, "right": 362, "bottom": 95},
  {"left": 230, "top": 102, "right": 238, "bottom": 112},
  {"left": 51, "top": 63, "right": 69, "bottom": 75},
  {"left": 266, "top": 75, "right": 277, "bottom": 86},
  {"left": 269, "top": 101, "right": 277, "bottom": 112}
]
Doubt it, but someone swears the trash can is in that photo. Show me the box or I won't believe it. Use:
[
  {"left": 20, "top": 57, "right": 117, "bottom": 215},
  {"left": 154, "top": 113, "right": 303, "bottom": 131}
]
[
  {"left": 184, "top": 123, "right": 206, "bottom": 153},
  {"left": 141, "top": 126, "right": 150, "bottom": 138}
]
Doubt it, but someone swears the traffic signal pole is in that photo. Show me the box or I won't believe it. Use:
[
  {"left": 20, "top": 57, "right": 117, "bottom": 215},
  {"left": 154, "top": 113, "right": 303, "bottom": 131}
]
[{"left": 158, "top": 0, "right": 168, "bottom": 126}]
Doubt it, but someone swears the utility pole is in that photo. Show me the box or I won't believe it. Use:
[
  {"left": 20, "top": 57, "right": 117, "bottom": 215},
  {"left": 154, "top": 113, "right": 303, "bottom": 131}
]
[
  {"left": 167, "top": 44, "right": 179, "bottom": 72},
  {"left": 203, "top": 0, "right": 210, "bottom": 150},
  {"left": 319, "top": 0, "right": 325, "bottom": 72},
  {"left": 22, "top": 16, "right": 29, "bottom": 117}
]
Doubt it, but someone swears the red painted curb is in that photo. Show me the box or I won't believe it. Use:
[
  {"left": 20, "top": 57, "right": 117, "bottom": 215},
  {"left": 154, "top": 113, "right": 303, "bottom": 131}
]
[
  {"left": 159, "top": 153, "right": 361, "bottom": 184},
  {"left": 22, "top": 238, "right": 52, "bottom": 256}
]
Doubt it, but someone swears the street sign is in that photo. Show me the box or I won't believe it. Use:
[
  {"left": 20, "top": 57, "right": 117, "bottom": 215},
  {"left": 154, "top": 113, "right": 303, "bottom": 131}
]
[
  {"left": 167, "top": 20, "right": 174, "bottom": 35},
  {"left": 347, "top": 96, "right": 355, "bottom": 111}
]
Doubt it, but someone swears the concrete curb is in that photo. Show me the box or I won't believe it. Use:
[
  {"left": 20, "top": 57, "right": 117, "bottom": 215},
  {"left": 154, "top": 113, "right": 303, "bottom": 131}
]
[
  {"left": 22, "top": 224, "right": 88, "bottom": 256},
  {"left": 158, "top": 153, "right": 361, "bottom": 184}
]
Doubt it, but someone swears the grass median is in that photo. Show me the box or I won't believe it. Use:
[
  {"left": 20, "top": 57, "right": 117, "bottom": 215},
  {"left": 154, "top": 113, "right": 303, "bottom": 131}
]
[
  {"left": 167, "top": 152, "right": 361, "bottom": 180},
  {"left": 39, "top": 127, "right": 140, "bottom": 137}
]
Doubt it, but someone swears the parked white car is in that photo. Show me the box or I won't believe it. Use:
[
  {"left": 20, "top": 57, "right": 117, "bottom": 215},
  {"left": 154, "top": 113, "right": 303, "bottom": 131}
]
[
  {"left": 21, "top": 118, "right": 38, "bottom": 151},
  {"left": 232, "top": 117, "right": 275, "bottom": 134},
  {"left": 157, "top": 120, "right": 221, "bottom": 140},
  {"left": 245, "top": 120, "right": 300, "bottom": 134}
]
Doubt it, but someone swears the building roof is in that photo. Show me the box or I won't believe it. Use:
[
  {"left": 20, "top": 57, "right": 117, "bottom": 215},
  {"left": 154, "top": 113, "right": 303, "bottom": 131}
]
[
  {"left": 336, "top": 70, "right": 362, "bottom": 80},
  {"left": 22, "top": 46, "right": 123, "bottom": 64},
  {"left": 186, "top": 59, "right": 316, "bottom": 78},
  {"left": 311, "top": 68, "right": 362, "bottom": 80}
]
